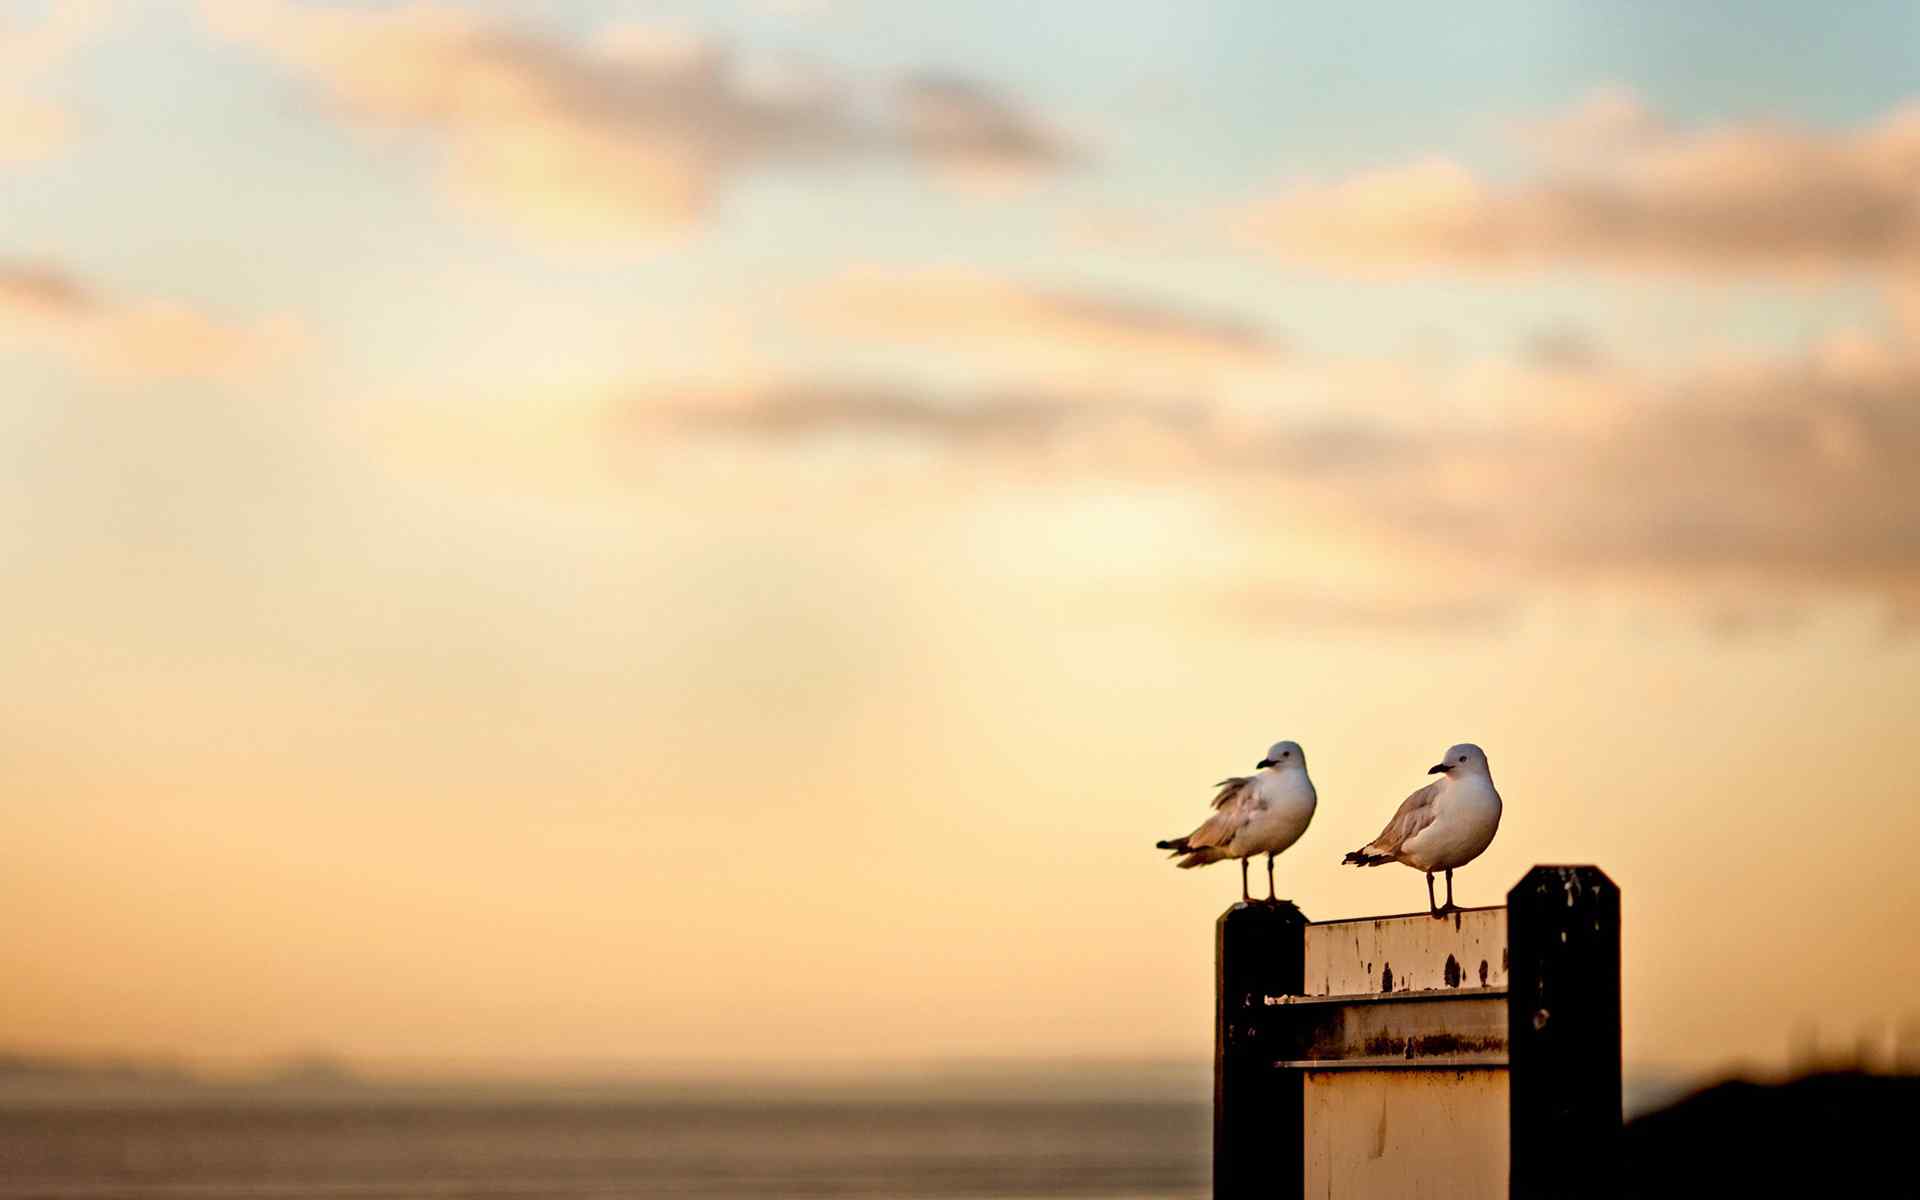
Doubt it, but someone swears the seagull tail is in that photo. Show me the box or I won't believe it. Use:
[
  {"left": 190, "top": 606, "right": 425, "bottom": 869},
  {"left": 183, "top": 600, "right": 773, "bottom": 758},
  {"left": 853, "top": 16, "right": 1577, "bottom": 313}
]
[
  {"left": 1156, "top": 836, "right": 1227, "bottom": 868},
  {"left": 1342, "top": 846, "right": 1394, "bottom": 867}
]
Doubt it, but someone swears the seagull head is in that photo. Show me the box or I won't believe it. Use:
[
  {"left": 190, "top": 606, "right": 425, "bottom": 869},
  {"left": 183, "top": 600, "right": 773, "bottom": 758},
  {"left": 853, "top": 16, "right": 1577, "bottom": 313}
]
[
  {"left": 1429, "top": 743, "right": 1489, "bottom": 776},
  {"left": 1257, "top": 740, "right": 1304, "bottom": 770}
]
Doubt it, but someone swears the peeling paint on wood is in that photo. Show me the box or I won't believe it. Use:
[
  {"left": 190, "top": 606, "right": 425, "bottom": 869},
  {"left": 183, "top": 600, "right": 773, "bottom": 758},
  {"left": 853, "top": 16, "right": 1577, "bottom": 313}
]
[{"left": 1305, "top": 906, "right": 1508, "bottom": 996}]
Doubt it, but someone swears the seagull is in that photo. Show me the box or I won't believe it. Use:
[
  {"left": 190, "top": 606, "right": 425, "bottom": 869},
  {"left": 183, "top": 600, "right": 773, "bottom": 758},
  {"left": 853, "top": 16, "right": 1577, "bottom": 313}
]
[
  {"left": 1342, "top": 743, "right": 1503, "bottom": 917},
  {"left": 1155, "top": 740, "right": 1317, "bottom": 904}
]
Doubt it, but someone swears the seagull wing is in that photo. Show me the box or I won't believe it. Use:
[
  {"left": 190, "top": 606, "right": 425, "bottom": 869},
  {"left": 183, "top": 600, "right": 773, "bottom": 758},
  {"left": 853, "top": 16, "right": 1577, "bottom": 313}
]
[
  {"left": 1343, "top": 779, "right": 1442, "bottom": 865},
  {"left": 1152, "top": 776, "right": 1257, "bottom": 860},
  {"left": 1186, "top": 777, "right": 1257, "bottom": 849},
  {"left": 1211, "top": 776, "right": 1252, "bottom": 809}
]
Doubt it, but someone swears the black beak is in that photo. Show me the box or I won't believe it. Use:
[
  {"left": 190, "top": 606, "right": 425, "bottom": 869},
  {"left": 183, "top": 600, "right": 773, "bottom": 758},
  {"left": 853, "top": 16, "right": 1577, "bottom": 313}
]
[
  {"left": 1257, "top": 758, "right": 1276, "bottom": 769},
  {"left": 1428, "top": 763, "right": 1449, "bottom": 774}
]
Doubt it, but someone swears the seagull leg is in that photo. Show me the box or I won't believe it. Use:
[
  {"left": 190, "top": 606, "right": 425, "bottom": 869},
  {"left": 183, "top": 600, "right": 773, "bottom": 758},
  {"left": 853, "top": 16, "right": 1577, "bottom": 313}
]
[
  {"left": 1266, "top": 853, "right": 1277, "bottom": 904},
  {"left": 1426, "top": 872, "right": 1440, "bottom": 918},
  {"left": 1445, "top": 869, "right": 1456, "bottom": 912},
  {"left": 1240, "top": 858, "right": 1250, "bottom": 903}
]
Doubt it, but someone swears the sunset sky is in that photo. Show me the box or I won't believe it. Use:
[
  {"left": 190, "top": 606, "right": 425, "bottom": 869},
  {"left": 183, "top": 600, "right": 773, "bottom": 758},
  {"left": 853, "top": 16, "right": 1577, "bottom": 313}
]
[{"left": 4, "top": 0, "right": 1918, "bottom": 1084}]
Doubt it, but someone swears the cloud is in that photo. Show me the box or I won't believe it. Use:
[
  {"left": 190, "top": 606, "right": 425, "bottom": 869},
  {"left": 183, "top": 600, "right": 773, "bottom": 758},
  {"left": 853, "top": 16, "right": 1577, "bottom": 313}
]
[
  {"left": 0, "top": 260, "right": 299, "bottom": 377},
  {"left": 1241, "top": 345, "right": 1920, "bottom": 607},
  {"left": 0, "top": 91, "right": 73, "bottom": 163},
  {"left": 200, "top": 1, "right": 850, "bottom": 236},
  {"left": 0, "top": 0, "right": 107, "bottom": 165},
  {"left": 1518, "top": 325, "right": 1609, "bottom": 373},
  {"left": 801, "top": 268, "right": 1287, "bottom": 368},
  {"left": 897, "top": 73, "right": 1075, "bottom": 189},
  {"left": 1506, "top": 84, "right": 1666, "bottom": 160},
  {"left": 623, "top": 378, "right": 1202, "bottom": 452},
  {"left": 200, "top": 1, "right": 1071, "bottom": 238},
  {"left": 1238, "top": 90, "right": 1920, "bottom": 276},
  {"left": 1244, "top": 342, "right": 1920, "bottom": 627},
  {"left": 612, "top": 326, "right": 1920, "bottom": 617}
]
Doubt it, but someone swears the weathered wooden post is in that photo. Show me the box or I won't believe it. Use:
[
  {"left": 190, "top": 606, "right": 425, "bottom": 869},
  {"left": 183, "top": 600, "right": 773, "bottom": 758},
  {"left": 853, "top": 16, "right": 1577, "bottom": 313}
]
[
  {"left": 1507, "top": 865, "right": 1621, "bottom": 1199},
  {"left": 1211, "top": 865, "right": 1620, "bottom": 1198},
  {"left": 1215, "top": 900, "right": 1307, "bottom": 1200}
]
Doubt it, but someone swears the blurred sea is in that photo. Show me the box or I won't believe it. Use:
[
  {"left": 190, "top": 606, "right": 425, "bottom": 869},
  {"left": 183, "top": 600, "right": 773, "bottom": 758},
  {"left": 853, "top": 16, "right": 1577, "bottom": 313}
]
[{"left": 0, "top": 1098, "right": 1209, "bottom": 1199}]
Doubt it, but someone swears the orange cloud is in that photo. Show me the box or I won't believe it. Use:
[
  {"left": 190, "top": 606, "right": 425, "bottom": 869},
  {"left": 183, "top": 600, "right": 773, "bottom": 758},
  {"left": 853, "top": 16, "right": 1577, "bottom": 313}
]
[
  {"left": 622, "top": 378, "right": 1203, "bottom": 457},
  {"left": 201, "top": 1, "right": 1070, "bottom": 238},
  {"left": 1238, "top": 90, "right": 1920, "bottom": 276},
  {"left": 1506, "top": 84, "right": 1666, "bottom": 160},
  {"left": 898, "top": 73, "right": 1075, "bottom": 189},
  {"left": 0, "top": 0, "right": 106, "bottom": 165},
  {"left": 802, "top": 267, "right": 1287, "bottom": 367},
  {"left": 0, "top": 92, "right": 72, "bottom": 163},
  {"left": 615, "top": 328, "right": 1920, "bottom": 617},
  {"left": 0, "top": 260, "right": 299, "bottom": 378},
  {"left": 1240, "top": 347, "right": 1920, "bottom": 618}
]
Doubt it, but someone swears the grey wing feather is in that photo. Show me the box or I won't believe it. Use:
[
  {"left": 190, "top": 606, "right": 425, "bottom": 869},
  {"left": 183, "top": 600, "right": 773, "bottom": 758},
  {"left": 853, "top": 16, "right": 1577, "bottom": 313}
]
[
  {"left": 1187, "top": 777, "right": 1257, "bottom": 849},
  {"left": 1212, "top": 776, "right": 1251, "bottom": 808},
  {"left": 1365, "top": 780, "right": 1442, "bottom": 854}
]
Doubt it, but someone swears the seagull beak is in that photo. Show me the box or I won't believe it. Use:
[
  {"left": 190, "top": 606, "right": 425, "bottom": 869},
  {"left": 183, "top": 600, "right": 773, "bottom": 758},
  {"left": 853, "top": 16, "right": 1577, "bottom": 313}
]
[
  {"left": 1257, "top": 758, "right": 1276, "bottom": 769},
  {"left": 1428, "top": 763, "right": 1450, "bottom": 774}
]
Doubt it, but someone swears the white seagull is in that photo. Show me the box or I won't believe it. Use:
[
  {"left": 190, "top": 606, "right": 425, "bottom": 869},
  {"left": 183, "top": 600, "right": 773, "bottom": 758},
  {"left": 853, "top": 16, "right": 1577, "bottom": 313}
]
[
  {"left": 1343, "top": 743, "right": 1503, "bottom": 916},
  {"left": 1156, "top": 740, "right": 1318, "bottom": 904}
]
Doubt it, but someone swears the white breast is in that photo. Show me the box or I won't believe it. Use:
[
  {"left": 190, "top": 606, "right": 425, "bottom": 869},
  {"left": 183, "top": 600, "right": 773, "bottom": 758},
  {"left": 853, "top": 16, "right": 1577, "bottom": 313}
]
[
  {"left": 1399, "top": 775, "right": 1502, "bottom": 872},
  {"left": 1232, "top": 770, "right": 1317, "bottom": 857}
]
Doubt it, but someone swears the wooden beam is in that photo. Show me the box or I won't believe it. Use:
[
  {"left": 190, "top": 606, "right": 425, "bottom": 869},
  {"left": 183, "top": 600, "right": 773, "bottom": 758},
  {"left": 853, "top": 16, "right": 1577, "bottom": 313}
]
[{"left": 1266, "top": 989, "right": 1508, "bottom": 1070}]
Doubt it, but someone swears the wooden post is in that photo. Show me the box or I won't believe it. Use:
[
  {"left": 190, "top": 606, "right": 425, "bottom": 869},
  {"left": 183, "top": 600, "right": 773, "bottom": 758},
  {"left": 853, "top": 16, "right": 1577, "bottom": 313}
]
[
  {"left": 1507, "top": 866, "right": 1622, "bottom": 1199},
  {"left": 1215, "top": 900, "right": 1307, "bottom": 1200},
  {"left": 1209, "top": 867, "right": 1620, "bottom": 1196}
]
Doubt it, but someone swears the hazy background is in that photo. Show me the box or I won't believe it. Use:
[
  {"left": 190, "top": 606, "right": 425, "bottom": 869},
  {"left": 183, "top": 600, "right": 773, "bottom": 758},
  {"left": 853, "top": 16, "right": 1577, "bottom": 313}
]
[{"left": 5, "top": 0, "right": 1918, "bottom": 1094}]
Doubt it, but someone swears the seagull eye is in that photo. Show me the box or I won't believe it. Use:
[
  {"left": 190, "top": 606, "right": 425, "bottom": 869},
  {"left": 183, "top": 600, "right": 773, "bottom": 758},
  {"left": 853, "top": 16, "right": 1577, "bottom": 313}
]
[
  {"left": 1458, "top": 755, "right": 1467, "bottom": 763},
  {"left": 1282, "top": 751, "right": 1290, "bottom": 757}
]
